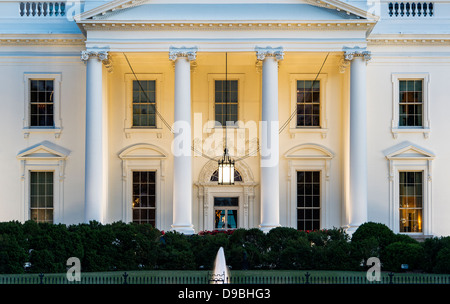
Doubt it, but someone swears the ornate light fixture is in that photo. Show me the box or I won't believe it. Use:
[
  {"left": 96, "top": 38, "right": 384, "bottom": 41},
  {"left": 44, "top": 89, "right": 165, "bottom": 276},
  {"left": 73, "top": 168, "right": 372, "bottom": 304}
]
[{"left": 218, "top": 53, "right": 235, "bottom": 185}]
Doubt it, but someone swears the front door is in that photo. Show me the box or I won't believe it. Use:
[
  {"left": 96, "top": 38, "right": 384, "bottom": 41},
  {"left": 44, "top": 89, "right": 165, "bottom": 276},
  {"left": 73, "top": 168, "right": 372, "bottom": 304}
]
[{"left": 214, "top": 197, "right": 238, "bottom": 230}]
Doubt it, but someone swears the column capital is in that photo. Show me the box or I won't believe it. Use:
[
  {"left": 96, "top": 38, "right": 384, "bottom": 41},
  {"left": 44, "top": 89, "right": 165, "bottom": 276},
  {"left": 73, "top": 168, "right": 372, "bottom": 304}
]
[
  {"left": 81, "top": 50, "right": 109, "bottom": 62},
  {"left": 169, "top": 46, "right": 198, "bottom": 61},
  {"left": 81, "top": 50, "right": 113, "bottom": 72},
  {"left": 255, "top": 46, "right": 284, "bottom": 61},
  {"left": 343, "top": 47, "right": 371, "bottom": 62}
]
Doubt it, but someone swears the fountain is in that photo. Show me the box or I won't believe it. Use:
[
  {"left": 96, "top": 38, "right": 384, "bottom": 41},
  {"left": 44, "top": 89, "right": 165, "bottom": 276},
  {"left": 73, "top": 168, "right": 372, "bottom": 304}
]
[{"left": 210, "top": 247, "right": 230, "bottom": 284}]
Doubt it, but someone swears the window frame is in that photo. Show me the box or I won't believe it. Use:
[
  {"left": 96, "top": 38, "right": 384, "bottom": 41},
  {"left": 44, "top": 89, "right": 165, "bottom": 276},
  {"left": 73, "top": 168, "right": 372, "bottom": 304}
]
[
  {"left": 385, "top": 142, "right": 434, "bottom": 236},
  {"left": 23, "top": 73, "right": 62, "bottom": 138},
  {"left": 119, "top": 144, "right": 167, "bottom": 228},
  {"left": 17, "top": 142, "right": 68, "bottom": 224},
  {"left": 206, "top": 73, "right": 245, "bottom": 132},
  {"left": 285, "top": 144, "right": 334, "bottom": 229},
  {"left": 391, "top": 73, "right": 430, "bottom": 139},
  {"left": 289, "top": 73, "right": 328, "bottom": 138},
  {"left": 124, "top": 73, "right": 163, "bottom": 138}
]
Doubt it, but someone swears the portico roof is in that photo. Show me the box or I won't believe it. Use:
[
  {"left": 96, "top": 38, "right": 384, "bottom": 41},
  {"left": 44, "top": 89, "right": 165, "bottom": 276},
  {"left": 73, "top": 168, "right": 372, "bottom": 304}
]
[{"left": 76, "top": 0, "right": 378, "bottom": 52}]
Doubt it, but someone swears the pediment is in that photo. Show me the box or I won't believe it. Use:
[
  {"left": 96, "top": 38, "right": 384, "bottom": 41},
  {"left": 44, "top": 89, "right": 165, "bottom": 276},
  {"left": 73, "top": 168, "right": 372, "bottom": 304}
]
[
  {"left": 285, "top": 143, "right": 334, "bottom": 159},
  {"left": 78, "top": 0, "right": 378, "bottom": 24},
  {"left": 119, "top": 143, "right": 167, "bottom": 159},
  {"left": 384, "top": 141, "right": 435, "bottom": 160},
  {"left": 17, "top": 141, "right": 70, "bottom": 159}
]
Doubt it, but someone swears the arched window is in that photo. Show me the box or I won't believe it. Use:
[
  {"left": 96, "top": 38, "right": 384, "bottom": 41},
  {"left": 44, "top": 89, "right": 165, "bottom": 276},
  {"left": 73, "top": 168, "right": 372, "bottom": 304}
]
[{"left": 210, "top": 169, "right": 243, "bottom": 182}]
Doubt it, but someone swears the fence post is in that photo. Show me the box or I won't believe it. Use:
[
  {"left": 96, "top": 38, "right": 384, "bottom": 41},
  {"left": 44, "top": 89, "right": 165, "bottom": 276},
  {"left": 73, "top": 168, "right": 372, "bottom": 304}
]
[
  {"left": 388, "top": 272, "right": 394, "bottom": 284},
  {"left": 304, "top": 272, "right": 310, "bottom": 284}
]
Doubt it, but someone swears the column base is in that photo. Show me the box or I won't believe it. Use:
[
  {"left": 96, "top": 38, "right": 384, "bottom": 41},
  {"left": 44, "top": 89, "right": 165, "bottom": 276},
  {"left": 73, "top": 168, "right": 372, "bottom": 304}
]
[
  {"left": 171, "top": 224, "right": 195, "bottom": 235},
  {"left": 259, "top": 224, "right": 281, "bottom": 234}
]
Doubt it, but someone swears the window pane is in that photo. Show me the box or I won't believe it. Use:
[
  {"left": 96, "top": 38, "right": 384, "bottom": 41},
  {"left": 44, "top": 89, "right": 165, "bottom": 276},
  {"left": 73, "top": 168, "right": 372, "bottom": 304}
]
[
  {"left": 399, "top": 171, "right": 423, "bottom": 233},
  {"left": 132, "top": 171, "right": 156, "bottom": 226},
  {"left": 30, "top": 172, "right": 53, "bottom": 223},
  {"left": 297, "top": 171, "right": 320, "bottom": 231},
  {"left": 29, "top": 80, "right": 54, "bottom": 127},
  {"left": 132, "top": 80, "right": 156, "bottom": 127},
  {"left": 297, "top": 80, "right": 320, "bottom": 127}
]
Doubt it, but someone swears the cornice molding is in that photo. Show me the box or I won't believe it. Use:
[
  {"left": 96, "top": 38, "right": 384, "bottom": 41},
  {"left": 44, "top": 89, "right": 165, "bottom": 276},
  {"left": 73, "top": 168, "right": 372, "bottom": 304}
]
[
  {"left": 78, "top": 20, "right": 375, "bottom": 32},
  {"left": 0, "top": 38, "right": 85, "bottom": 46}
]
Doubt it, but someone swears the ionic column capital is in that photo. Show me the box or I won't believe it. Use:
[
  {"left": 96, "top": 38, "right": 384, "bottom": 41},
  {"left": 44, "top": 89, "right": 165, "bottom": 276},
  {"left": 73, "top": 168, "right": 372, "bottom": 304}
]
[
  {"left": 255, "top": 46, "right": 284, "bottom": 61},
  {"left": 343, "top": 47, "right": 371, "bottom": 62},
  {"left": 81, "top": 50, "right": 113, "bottom": 72},
  {"left": 169, "top": 46, "right": 198, "bottom": 61},
  {"left": 81, "top": 50, "right": 109, "bottom": 62}
]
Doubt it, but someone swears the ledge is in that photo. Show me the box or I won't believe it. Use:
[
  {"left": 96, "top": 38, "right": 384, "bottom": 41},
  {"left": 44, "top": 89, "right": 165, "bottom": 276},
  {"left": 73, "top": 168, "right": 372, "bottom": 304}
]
[
  {"left": 391, "top": 127, "right": 430, "bottom": 139},
  {"left": 23, "top": 127, "right": 62, "bottom": 139},
  {"left": 289, "top": 127, "right": 328, "bottom": 139},
  {"left": 124, "top": 127, "right": 163, "bottom": 139}
]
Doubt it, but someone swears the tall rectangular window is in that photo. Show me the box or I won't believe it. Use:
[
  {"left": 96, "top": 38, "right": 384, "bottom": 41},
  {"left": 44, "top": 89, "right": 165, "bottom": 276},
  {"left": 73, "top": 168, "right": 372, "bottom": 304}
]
[
  {"left": 30, "top": 172, "right": 53, "bottom": 223},
  {"left": 297, "top": 80, "right": 320, "bottom": 127},
  {"left": 215, "top": 80, "right": 238, "bottom": 126},
  {"left": 132, "top": 80, "right": 156, "bottom": 127},
  {"left": 132, "top": 171, "right": 156, "bottom": 226},
  {"left": 399, "top": 171, "right": 423, "bottom": 233},
  {"left": 30, "top": 80, "right": 54, "bottom": 127},
  {"left": 399, "top": 80, "right": 423, "bottom": 127},
  {"left": 297, "top": 171, "right": 320, "bottom": 231}
]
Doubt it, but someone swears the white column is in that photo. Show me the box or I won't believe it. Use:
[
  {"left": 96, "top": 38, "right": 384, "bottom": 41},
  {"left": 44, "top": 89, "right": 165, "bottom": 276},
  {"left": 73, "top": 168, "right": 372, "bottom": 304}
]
[
  {"left": 345, "top": 48, "right": 371, "bottom": 234},
  {"left": 256, "top": 47, "right": 284, "bottom": 233},
  {"left": 81, "top": 50, "right": 109, "bottom": 223},
  {"left": 169, "top": 47, "right": 197, "bottom": 234}
]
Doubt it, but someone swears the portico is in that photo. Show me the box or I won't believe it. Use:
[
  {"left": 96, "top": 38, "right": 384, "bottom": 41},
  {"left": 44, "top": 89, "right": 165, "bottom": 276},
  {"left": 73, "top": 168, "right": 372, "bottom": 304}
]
[{"left": 77, "top": 0, "right": 377, "bottom": 234}]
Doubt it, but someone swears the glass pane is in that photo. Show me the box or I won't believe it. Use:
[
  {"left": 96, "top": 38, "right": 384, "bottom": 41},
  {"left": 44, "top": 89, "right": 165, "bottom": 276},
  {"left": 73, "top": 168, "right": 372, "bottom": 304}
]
[
  {"left": 227, "top": 210, "right": 237, "bottom": 229},
  {"left": 214, "top": 197, "right": 238, "bottom": 207}
]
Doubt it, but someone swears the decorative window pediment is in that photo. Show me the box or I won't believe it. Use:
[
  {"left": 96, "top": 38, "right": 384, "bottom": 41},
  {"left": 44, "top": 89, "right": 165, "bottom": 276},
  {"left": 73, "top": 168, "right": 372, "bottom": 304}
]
[
  {"left": 118, "top": 143, "right": 167, "bottom": 160},
  {"left": 384, "top": 141, "right": 435, "bottom": 160},
  {"left": 284, "top": 143, "right": 334, "bottom": 159},
  {"left": 17, "top": 141, "right": 70, "bottom": 160}
]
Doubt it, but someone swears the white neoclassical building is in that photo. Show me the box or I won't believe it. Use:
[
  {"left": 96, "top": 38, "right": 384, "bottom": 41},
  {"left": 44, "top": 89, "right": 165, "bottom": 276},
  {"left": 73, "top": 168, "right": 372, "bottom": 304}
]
[{"left": 1, "top": 0, "right": 449, "bottom": 238}]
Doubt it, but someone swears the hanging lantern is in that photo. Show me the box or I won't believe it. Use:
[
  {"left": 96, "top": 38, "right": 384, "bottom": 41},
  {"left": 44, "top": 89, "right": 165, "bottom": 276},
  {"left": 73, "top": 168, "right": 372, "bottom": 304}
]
[{"left": 218, "top": 148, "right": 235, "bottom": 185}]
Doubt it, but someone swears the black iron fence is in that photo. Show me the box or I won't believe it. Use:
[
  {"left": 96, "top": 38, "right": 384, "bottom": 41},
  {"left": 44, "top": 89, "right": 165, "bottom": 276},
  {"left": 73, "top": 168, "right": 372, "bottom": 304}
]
[{"left": 1, "top": 272, "right": 449, "bottom": 285}]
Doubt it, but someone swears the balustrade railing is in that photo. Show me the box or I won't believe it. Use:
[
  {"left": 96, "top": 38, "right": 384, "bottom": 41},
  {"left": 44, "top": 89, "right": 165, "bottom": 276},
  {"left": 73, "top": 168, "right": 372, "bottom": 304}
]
[
  {"left": 388, "top": 2, "right": 434, "bottom": 17},
  {"left": 19, "top": 2, "right": 66, "bottom": 17}
]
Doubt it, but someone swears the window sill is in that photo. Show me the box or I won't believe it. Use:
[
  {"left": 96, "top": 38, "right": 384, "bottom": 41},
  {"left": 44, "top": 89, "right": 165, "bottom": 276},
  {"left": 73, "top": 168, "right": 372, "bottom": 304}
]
[
  {"left": 23, "top": 127, "right": 61, "bottom": 139},
  {"left": 391, "top": 127, "right": 430, "bottom": 139},
  {"left": 289, "top": 127, "right": 328, "bottom": 139},
  {"left": 124, "top": 127, "right": 163, "bottom": 139}
]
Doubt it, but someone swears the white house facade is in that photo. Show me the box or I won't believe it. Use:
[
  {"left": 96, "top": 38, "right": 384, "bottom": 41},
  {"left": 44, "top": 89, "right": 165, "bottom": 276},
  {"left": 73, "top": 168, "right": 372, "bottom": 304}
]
[{"left": 1, "top": 0, "right": 450, "bottom": 238}]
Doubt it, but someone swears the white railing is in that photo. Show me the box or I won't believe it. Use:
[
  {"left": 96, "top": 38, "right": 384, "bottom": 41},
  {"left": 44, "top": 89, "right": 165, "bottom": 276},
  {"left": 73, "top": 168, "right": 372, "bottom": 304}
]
[
  {"left": 388, "top": 2, "right": 434, "bottom": 17},
  {"left": 19, "top": 1, "right": 66, "bottom": 17}
]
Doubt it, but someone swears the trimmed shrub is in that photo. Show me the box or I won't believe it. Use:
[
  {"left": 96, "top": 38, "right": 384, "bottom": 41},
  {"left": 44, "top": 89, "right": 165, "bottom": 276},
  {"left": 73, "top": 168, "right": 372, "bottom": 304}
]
[
  {"left": 156, "top": 231, "right": 196, "bottom": 270},
  {"left": 228, "top": 228, "right": 266, "bottom": 270},
  {"left": 382, "top": 241, "right": 425, "bottom": 272},
  {"left": 350, "top": 222, "right": 396, "bottom": 267}
]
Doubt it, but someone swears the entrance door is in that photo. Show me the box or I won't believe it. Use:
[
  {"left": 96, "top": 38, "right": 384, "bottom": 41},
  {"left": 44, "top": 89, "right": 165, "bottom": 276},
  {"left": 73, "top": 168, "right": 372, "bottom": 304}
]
[{"left": 214, "top": 197, "right": 238, "bottom": 230}]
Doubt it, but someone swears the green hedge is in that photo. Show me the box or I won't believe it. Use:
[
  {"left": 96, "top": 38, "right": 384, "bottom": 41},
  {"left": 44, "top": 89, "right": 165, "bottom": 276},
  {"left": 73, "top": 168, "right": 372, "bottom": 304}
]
[{"left": 0, "top": 220, "right": 449, "bottom": 274}]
